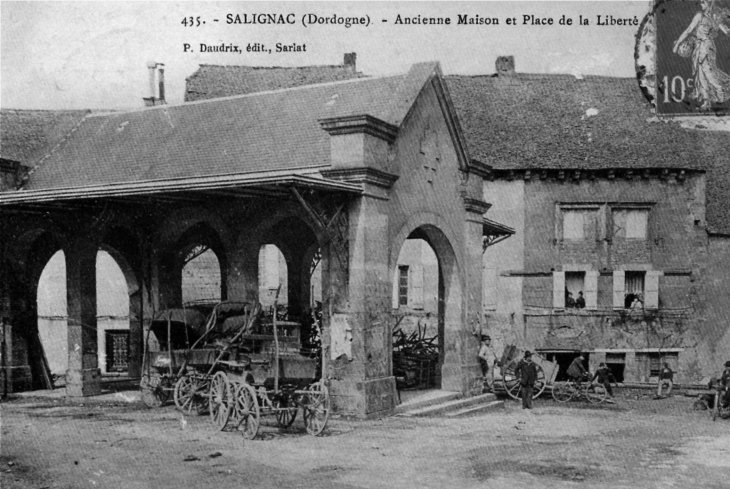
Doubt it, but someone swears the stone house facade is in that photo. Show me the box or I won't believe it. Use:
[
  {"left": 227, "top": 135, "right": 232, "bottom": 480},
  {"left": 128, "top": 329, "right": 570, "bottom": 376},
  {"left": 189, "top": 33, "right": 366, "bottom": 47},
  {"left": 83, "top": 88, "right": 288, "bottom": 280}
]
[{"left": 447, "top": 59, "right": 730, "bottom": 384}]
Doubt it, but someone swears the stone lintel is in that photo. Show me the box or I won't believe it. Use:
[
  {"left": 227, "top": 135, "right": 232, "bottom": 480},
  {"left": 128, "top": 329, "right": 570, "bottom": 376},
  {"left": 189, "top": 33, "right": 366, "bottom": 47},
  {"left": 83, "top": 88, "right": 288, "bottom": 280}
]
[
  {"left": 321, "top": 167, "right": 399, "bottom": 189},
  {"left": 319, "top": 114, "right": 399, "bottom": 143}
]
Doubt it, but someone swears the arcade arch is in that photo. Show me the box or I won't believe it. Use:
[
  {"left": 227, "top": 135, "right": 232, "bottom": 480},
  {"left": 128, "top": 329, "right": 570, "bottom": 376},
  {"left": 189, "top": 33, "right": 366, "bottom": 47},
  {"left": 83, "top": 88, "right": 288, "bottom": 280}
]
[{"left": 391, "top": 223, "right": 463, "bottom": 393}]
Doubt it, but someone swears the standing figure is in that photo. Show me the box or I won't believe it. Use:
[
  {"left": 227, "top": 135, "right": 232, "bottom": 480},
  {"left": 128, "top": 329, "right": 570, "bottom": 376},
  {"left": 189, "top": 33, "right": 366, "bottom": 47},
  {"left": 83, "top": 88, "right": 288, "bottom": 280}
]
[
  {"left": 673, "top": 0, "right": 730, "bottom": 110},
  {"left": 478, "top": 335, "right": 497, "bottom": 392},
  {"left": 657, "top": 362, "right": 675, "bottom": 397},
  {"left": 592, "top": 362, "right": 616, "bottom": 399},
  {"left": 567, "top": 353, "right": 588, "bottom": 387},
  {"left": 721, "top": 360, "right": 730, "bottom": 407},
  {"left": 515, "top": 351, "right": 539, "bottom": 409}
]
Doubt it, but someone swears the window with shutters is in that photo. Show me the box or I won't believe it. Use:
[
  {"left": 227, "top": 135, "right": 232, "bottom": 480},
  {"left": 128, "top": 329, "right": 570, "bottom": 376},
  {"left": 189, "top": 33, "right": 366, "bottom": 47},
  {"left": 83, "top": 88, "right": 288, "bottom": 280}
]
[
  {"left": 554, "top": 270, "right": 598, "bottom": 310},
  {"left": 613, "top": 270, "right": 661, "bottom": 309}
]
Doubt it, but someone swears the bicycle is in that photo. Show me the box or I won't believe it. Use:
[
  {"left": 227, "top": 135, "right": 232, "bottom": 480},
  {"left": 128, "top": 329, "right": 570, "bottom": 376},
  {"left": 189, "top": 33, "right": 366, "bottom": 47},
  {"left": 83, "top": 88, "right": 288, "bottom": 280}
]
[{"left": 551, "top": 375, "right": 609, "bottom": 404}]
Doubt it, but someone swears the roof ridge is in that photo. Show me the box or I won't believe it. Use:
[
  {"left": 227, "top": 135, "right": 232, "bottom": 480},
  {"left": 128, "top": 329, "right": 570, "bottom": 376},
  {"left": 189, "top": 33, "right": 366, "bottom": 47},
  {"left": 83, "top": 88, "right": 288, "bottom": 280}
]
[
  {"left": 87, "top": 72, "right": 402, "bottom": 118},
  {"left": 194, "top": 63, "right": 353, "bottom": 70}
]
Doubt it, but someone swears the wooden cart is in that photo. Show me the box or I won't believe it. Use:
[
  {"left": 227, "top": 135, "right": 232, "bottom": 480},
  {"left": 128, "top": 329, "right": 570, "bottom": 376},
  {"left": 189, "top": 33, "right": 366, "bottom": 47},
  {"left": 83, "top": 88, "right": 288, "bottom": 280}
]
[
  {"left": 496, "top": 345, "right": 558, "bottom": 400},
  {"left": 172, "top": 294, "right": 330, "bottom": 439}
]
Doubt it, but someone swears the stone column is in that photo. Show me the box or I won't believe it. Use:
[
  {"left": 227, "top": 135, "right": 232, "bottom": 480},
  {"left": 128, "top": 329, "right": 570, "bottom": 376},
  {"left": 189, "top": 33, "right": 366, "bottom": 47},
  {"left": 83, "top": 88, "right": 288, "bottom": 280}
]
[
  {"left": 325, "top": 192, "right": 396, "bottom": 417},
  {"left": 458, "top": 201, "right": 489, "bottom": 396},
  {"left": 65, "top": 237, "right": 101, "bottom": 396}
]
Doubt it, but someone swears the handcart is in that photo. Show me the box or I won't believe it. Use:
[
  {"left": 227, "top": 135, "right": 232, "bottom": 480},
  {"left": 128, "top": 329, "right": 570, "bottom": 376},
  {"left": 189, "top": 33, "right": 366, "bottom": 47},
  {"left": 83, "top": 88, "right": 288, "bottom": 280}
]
[{"left": 496, "top": 344, "right": 557, "bottom": 400}]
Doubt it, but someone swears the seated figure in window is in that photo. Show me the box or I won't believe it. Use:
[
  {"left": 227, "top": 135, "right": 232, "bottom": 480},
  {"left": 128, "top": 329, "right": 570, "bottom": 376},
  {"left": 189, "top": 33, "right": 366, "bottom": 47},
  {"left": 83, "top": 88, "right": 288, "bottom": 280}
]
[
  {"left": 575, "top": 291, "right": 586, "bottom": 309},
  {"left": 624, "top": 293, "right": 637, "bottom": 309},
  {"left": 565, "top": 289, "right": 576, "bottom": 308}
]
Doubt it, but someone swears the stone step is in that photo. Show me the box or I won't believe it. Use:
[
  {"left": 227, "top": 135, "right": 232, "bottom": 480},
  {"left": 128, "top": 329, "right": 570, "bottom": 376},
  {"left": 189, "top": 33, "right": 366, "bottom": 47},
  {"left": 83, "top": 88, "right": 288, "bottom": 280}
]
[
  {"left": 399, "top": 393, "right": 499, "bottom": 417},
  {"left": 445, "top": 400, "right": 505, "bottom": 417},
  {"left": 394, "top": 390, "right": 462, "bottom": 414}
]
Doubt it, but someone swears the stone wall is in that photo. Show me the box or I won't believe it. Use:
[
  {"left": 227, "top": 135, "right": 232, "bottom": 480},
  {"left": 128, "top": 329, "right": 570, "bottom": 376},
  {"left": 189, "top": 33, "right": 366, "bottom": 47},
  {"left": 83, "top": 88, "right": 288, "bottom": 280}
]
[{"left": 483, "top": 172, "right": 721, "bottom": 382}]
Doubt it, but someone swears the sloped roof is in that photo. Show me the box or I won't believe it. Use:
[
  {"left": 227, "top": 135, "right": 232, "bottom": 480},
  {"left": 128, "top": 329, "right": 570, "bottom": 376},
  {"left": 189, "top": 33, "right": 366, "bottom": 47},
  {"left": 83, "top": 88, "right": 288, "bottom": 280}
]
[
  {"left": 446, "top": 73, "right": 730, "bottom": 234},
  {"left": 185, "top": 63, "right": 365, "bottom": 102},
  {"left": 0, "top": 109, "right": 89, "bottom": 163},
  {"left": 8, "top": 63, "right": 438, "bottom": 197}
]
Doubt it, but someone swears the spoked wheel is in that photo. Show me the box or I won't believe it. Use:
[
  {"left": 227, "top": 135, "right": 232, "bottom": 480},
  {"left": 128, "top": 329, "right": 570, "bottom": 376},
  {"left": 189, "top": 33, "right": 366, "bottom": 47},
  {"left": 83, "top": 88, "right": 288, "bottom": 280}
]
[
  {"left": 140, "top": 373, "right": 169, "bottom": 408},
  {"left": 585, "top": 383, "right": 608, "bottom": 404},
  {"left": 232, "top": 383, "right": 260, "bottom": 440},
  {"left": 502, "top": 360, "right": 546, "bottom": 400},
  {"left": 303, "top": 380, "right": 330, "bottom": 436},
  {"left": 552, "top": 382, "right": 574, "bottom": 403},
  {"left": 208, "top": 372, "right": 232, "bottom": 431},
  {"left": 174, "top": 374, "right": 209, "bottom": 415},
  {"left": 273, "top": 396, "right": 298, "bottom": 429}
]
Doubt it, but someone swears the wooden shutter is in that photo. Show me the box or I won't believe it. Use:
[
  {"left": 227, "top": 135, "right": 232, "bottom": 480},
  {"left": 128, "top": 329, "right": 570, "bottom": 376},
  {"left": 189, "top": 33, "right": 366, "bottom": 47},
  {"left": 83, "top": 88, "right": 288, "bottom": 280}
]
[
  {"left": 585, "top": 271, "right": 599, "bottom": 310},
  {"left": 613, "top": 271, "right": 625, "bottom": 309},
  {"left": 644, "top": 271, "right": 661, "bottom": 309},
  {"left": 553, "top": 271, "right": 565, "bottom": 309}
]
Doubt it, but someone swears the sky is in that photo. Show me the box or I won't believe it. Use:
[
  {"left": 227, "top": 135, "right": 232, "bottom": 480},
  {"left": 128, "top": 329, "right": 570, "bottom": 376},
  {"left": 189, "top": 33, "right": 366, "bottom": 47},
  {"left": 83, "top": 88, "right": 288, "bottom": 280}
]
[{"left": 0, "top": 1, "right": 654, "bottom": 110}]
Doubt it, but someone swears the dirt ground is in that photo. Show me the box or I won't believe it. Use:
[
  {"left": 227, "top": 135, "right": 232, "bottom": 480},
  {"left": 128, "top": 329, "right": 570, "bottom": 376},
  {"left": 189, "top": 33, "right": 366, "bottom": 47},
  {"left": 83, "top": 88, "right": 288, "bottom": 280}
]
[{"left": 2, "top": 388, "right": 729, "bottom": 489}]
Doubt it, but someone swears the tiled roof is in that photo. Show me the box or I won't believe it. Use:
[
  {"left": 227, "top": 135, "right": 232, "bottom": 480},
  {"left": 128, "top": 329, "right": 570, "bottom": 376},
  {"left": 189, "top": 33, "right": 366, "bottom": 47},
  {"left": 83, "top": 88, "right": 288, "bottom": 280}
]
[
  {"left": 0, "top": 109, "right": 89, "bottom": 163},
  {"left": 17, "top": 64, "right": 437, "bottom": 194},
  {"left": 446, "top": 74, "right": 730, "bottom": 234},
  {"left": 185, "top": 63, "right": 364, "bottom": 102}
]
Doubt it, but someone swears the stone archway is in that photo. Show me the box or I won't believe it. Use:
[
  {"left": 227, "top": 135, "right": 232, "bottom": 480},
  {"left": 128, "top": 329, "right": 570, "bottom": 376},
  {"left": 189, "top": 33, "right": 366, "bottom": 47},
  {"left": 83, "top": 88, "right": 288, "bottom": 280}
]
[{"left": 390, "top": 221, "right": 464, "bottom": 393}]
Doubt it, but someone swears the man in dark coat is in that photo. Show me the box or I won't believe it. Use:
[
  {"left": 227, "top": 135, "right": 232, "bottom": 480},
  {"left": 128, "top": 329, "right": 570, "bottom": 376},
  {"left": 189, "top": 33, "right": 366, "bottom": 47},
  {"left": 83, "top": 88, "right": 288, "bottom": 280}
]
[
  {"left": 592, "top": 362, "right": 616, "bottom": 399},
  {"left": 515, "top": 351, "right": 540, "bottom": 409},
  {"left": 567, "top": 353, "right": 588, "bottom": 386}
]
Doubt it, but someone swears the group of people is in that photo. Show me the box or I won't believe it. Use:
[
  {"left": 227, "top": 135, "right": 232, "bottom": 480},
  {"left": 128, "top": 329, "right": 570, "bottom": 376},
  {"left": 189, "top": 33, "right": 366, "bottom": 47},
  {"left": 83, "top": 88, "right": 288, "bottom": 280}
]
[
  {"left": 564, "top": 290, "right": 586, "bottom": 309},
  {"left": 478, "top": 335, "right": 730, "bottom": 411}
]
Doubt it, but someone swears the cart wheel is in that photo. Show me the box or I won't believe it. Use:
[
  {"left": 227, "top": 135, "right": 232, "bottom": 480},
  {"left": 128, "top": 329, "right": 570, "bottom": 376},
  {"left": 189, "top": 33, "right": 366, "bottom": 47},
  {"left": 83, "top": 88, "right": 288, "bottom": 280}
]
[
  {"left": 209, "top": 372, "right": 232, "bottom": 431},
  {"left": 585, "top": 383, "right": 608, "bottom": 404},
  {"left": 552, "top": 382, "right": 574, "bottom": 403},
  {"left": 303, "top": 380, "right": 330, "bottom": 436},
  {"left": 502, "top": 360, "right": 545, "bottom": 400},
  {"left": 273, "top": 397, "right": 298, "bottom": 429},
  {"left": 174, "top": 375, "right": 207, "bottom": 415},
  {"left": 233, "top": 383, "right": 260, "bottom": 440},
  {"left": 140, "top": 373, "right": 168, "bottom": 408}
]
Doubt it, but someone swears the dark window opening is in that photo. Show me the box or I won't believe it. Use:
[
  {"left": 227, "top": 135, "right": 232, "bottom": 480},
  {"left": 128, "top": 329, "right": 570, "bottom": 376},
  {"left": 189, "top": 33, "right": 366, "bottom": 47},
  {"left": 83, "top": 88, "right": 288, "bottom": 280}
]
[
  {"left": 538, "top": 350, "right": 590, "bottom": 382},
  {"left": 605, "top": 352, "right": 626, "bottom": 382}
]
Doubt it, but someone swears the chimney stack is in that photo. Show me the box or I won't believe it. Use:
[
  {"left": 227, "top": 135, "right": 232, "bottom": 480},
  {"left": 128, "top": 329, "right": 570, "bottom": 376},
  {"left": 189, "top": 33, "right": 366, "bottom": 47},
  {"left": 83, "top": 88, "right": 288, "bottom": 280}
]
[
  {"left": 495, "top": 56, "right": 515, "bottom": 76},
  {"left": 343, "top": 52, "right": 357, "bottom": 71},
  {"left": 143, "top": 61, "right": 166, "bottom": 107}
]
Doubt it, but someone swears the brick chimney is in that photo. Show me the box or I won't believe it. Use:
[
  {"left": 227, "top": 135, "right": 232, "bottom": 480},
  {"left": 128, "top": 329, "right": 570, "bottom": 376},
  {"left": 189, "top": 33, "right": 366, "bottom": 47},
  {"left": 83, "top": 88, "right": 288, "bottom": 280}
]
[
  {"left": 343, "top": 52, "right": 357, "bottom": 71},
  {"left": 495, "top": 56, "right": 515, "bottom": 75},
  {"left": 143, "top": 61, "right": 166, "bottom": 107}
]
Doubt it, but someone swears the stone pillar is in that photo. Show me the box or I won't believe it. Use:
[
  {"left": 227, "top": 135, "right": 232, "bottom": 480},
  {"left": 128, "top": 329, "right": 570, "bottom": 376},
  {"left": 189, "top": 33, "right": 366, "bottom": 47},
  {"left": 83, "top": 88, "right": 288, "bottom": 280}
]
[
  {"left": 444, "top": 203, "right": 486, "bottom": 396},
  {"left": 127, "top": 288, "right": 143, "bottom": 379},
  {"left": 228, "top": 241, "right": 259, "bottom": 303},
  {"left": 65, "top": 237, "right": 101, "bottom": 396},
  {"left": 325, "top": 193, "right": 396, "bottom": 417}
]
